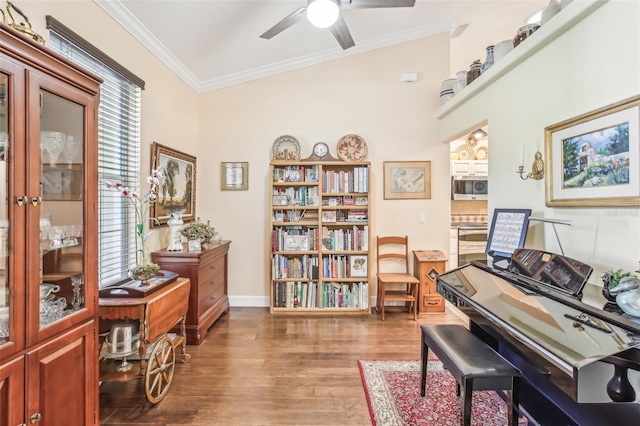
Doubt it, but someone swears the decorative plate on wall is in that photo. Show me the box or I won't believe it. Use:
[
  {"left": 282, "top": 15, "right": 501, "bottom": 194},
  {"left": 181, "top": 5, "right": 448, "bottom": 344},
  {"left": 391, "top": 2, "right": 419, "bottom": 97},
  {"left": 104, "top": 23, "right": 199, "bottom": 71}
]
[
  {"left": 271, "top": 135, "right": 300, "bottom": 161},
  {"left": 337, "top": 134, "right": 368, "bottom": 162},
  {"left": 456, "top": 144, "right": 475, "bottom": 160},
  {"left": 475, "top": 146, "right": 488, "bottom": 160}
]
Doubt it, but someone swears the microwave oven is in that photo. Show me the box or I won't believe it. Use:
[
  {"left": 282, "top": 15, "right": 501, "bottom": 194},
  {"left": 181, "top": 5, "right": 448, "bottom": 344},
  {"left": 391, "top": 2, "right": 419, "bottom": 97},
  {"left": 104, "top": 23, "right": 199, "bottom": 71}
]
[{"left": 451, "top": 176, "right": 488, "bottom": 200}]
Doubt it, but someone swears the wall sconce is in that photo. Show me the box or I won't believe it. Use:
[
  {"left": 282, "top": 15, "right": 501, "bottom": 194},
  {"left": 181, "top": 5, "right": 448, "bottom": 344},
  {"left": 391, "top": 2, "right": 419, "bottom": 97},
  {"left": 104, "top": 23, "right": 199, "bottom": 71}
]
[{"left": 518, "top": 151, "right": 545, "bottom": 180}]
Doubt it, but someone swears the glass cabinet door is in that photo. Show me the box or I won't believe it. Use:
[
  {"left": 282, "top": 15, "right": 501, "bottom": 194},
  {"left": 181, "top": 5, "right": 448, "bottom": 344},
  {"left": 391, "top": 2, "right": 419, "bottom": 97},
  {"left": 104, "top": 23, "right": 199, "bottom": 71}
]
[
  {"left": 37, "top": 88, "right": 85, "bottom": 331},
  {"left": 0, "top": 72, "right": 9, "bottom": 343}
]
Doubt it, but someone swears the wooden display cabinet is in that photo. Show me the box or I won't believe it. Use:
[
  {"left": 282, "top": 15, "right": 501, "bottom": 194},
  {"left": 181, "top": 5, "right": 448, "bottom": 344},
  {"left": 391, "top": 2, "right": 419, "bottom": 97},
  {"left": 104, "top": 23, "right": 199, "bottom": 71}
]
[
  {"left": 0, "top": 24, "right": 101, "bottom": 425},
  {"left": 152, "top": 241, "right": 231, "bottom": 345},
  {"left": 413, "top": 250, "right": 447, "bottom": 313}
]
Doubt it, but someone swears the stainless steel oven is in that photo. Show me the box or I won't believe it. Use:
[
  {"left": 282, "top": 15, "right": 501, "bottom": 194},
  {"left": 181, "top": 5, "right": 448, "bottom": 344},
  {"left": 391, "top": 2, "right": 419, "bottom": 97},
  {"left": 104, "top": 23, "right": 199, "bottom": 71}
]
[{"left": 458, "top": 226, "right": 488, "bottom": 265}]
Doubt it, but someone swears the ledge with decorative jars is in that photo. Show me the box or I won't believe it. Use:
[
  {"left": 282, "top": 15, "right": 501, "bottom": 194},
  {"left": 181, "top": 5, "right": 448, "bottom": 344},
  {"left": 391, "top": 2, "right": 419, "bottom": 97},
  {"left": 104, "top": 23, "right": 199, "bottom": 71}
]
[{"left": 436, "top": 0, "right": 605, "bottom": 120}]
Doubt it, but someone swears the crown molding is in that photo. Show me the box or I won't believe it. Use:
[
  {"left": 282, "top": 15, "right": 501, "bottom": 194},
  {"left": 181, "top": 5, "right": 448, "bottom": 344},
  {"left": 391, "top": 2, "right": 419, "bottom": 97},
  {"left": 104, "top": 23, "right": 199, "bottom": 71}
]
[
  {"left": 199, "top": 22, "right": 451, "bottom": 93},
  {"left": 95, "top": 0, "right": 450, "bottom": 94},
  {"left": 94, "top": 0, "right": 202, "bottom": 92}
]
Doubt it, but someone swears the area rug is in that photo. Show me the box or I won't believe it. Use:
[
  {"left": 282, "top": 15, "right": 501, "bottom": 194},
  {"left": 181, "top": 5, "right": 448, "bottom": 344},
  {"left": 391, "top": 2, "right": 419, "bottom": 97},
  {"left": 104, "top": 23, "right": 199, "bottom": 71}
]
[{"left": 358, "top": 359, "right": 511, "bottom": 426}]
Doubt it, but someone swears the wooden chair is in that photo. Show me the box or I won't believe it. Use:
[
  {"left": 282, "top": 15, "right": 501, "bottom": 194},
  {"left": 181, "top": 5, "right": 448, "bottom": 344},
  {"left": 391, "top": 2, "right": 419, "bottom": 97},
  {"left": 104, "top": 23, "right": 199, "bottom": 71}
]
[{"left": 375, "top": 235, "right": 420, "bottom": 321}]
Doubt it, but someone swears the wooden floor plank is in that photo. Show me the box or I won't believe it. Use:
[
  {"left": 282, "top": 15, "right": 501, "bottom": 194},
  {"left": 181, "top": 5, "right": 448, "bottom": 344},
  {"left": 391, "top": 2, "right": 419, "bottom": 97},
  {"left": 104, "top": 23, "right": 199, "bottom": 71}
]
[{"left": 100, "top": 306, "right": 464, "bottom": 424}]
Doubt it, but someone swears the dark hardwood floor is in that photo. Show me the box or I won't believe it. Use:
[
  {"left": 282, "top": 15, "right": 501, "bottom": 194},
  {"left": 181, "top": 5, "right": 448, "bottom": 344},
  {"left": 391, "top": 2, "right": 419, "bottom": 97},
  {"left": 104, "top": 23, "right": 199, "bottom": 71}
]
[{"left": 100, "top": 307, "right": 465, "bottom": 425}]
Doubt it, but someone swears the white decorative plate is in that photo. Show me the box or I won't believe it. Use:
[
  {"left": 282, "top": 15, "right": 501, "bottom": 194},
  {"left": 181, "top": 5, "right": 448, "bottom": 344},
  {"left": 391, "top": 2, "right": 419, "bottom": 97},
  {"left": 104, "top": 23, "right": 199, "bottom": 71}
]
[
  {"left": 271, "top": 135, "right": 300, "bottom": 160},
  {"left": 337, "top": 134, "right": 367, "bottom": 162},
  {"left": 475, "top": 146, "right": 488, "bottom": 160},
  {"left": 456, "top": 144, "right": 475, "bottom": 160}
]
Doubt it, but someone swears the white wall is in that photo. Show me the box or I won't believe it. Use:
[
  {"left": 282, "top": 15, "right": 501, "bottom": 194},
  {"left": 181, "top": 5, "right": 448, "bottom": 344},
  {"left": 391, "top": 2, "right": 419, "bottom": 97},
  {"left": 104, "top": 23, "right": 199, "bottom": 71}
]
[
  {"left": 439, "top": 0, "right": 640, "bottom": 287},
  {"left": 197, "top": 36, "right": 452, "bottom": 304}
]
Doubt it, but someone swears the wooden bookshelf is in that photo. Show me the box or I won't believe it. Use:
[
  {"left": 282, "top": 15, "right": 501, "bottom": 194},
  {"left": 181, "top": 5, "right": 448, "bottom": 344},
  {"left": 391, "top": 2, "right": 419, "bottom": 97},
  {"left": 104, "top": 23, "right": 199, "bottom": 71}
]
[{"left": 269, "top": 161, "right": 371, "bottom": 315}]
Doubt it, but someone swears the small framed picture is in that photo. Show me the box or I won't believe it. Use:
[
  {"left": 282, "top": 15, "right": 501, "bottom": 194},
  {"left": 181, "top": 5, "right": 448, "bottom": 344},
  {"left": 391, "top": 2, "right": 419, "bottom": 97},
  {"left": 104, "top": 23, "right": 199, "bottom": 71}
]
[
  {"left": 273, "top": 195, "right": 288, "bottom": 206},
  {"left": 188, "top": 239, "right": 201, "bottom": 252},
  {"left": 284, "top": 169, "right": 301, "bottom": 182},
  {"left": 350, "top": 255, "right": 368, "bottom": 277},
  {"left": 221, "top": 162, "right": 249, "bottom": 191},
  {"left": 355, "top": 197, "right": 368, "bottom": 205},
  {"left": 274, "top": 212, "right": 285, "bottom": 222},
  {"left": 328, "top": 197, "right": 338, "bottom": 206},
  {"left": 322, "top": 211, "right": 337, "bottom": 222}
]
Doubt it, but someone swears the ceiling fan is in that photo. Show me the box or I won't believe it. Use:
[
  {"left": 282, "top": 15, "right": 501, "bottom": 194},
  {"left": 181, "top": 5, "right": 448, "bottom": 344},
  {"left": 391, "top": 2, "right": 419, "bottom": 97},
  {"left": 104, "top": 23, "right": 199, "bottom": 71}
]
[{"left": 260, "top": 0, "right": 416, "bottom": 50}]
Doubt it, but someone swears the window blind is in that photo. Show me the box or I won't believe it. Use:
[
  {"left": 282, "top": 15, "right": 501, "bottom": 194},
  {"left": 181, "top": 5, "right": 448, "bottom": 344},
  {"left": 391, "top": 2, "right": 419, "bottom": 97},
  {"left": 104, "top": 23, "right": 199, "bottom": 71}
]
[{"left": 48, "top": 25, "right": 143, "bottom": 287}]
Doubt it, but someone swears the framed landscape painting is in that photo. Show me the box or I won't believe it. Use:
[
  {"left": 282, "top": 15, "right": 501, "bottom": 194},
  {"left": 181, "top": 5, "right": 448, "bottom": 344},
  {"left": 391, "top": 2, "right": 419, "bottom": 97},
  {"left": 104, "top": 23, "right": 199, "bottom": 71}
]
[
  {"left": 545, "top": 96, "right": 640, "bottom": 207},
  {"left": 150, "top": 142, "right": 197, "bottom": 227}
]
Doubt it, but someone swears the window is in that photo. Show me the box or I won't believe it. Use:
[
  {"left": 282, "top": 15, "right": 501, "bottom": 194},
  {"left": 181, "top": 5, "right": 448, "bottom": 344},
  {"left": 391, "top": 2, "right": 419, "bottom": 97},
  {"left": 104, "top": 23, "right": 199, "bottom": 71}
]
[{"left": 48, "top": 17, "right": 145, "bottom": 287}]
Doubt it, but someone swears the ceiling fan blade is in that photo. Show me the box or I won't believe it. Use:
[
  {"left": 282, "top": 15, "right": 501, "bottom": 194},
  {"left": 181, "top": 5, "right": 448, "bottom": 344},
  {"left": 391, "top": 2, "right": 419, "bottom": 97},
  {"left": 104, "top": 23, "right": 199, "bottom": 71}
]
[
  {"left": 260, "top": 6, "right": 307, "bottom": 39},
  {"left": 341, "top": 0, "right": 416, "bottom": 8},
  {"left": 329, "top": 15, "right": 355, "bottom": 50}
]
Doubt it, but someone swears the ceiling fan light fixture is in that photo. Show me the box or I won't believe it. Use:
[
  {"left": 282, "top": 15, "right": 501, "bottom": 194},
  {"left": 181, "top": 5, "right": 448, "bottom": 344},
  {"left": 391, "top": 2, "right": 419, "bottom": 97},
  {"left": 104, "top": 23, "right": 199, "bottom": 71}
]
[{"left": 307, "top": 0, "right": 340, "bottom": 29}]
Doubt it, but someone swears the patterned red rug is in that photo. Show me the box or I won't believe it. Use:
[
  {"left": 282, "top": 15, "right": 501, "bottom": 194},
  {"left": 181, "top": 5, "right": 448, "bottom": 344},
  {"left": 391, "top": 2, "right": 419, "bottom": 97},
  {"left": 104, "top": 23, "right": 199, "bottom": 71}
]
[{"left": 358, "top": 359, "right": 514, "bottom": 426}]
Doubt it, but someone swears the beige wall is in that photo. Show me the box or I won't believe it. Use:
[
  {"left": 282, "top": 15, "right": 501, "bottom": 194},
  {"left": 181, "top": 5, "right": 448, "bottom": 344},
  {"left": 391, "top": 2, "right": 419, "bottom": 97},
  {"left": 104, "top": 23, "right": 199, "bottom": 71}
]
[
  {"left": 198, "top": 36, "right": 452, "bottom": 304},
  {"left": 15, "top": 2, "right": 453, "bottom": 305},
  {"left": 439, "top": 0, "right": 640, "bottom": 288},
  {"left": 22, "top": 0, "right": 199, "bottom": 252}
]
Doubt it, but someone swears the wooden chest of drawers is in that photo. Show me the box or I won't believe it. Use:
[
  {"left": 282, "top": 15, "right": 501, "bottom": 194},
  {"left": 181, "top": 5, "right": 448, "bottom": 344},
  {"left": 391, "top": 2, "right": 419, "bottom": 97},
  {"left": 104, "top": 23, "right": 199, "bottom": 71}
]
[
  {"left": 413, "top": 250, "right": 447, "bottom": 313},
  {"left": 152, "top": 241, "right": 231, "bottom": 344}
]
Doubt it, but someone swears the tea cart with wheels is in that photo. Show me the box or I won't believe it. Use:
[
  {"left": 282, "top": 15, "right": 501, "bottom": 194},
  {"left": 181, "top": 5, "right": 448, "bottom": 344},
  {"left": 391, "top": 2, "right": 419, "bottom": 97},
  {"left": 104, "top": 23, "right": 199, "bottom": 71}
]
[{"left": 98, "top": 277, "right": 191, "bottom": 404}]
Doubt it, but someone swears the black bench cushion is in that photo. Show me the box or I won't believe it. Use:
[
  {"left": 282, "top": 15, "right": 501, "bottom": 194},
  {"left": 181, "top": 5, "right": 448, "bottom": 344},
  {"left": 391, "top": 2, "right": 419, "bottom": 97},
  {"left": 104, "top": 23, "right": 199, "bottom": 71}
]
[{"left": 421, "top": 324, "right": 520, "bottom": 379}]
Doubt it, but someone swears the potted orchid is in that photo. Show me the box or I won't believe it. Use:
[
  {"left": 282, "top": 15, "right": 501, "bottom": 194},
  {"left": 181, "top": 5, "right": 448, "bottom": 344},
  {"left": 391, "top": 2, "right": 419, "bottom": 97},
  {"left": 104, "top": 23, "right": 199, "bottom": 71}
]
[{"left": 105, "top": 168, "right": 163, "bottom": 285}]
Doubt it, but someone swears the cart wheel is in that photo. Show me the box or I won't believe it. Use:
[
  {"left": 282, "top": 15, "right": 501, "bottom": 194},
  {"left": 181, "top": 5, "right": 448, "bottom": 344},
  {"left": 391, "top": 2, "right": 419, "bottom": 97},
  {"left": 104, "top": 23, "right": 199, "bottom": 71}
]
[
  {"left": 144, "top": 335, "right": 175, "bottom": 404},
  {"left": 181, "top": 353, "right": 191, "bottom": 363}
]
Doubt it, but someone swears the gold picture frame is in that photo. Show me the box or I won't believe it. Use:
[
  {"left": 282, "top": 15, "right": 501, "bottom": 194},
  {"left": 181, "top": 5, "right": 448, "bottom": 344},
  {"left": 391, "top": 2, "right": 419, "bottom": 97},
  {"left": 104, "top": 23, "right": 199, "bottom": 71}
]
[
  {"left": 383, "top": 161, "right": 431, "bottom": 200},
  {"left": 150, "top": 142, "right": 197, "bottom": 227},
  {"left": 220, "top": 162, "right": 248, "bottom": 191},
  {"left": 545, "top": 95, "right": 640, "bottom": 207}
]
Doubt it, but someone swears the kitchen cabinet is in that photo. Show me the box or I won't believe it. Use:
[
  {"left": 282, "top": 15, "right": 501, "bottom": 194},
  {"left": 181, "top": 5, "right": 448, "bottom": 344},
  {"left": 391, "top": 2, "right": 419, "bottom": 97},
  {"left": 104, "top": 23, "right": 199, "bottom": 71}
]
[
  {"left": 0, "top": 24, "right": 101, "bottom": 424},
  {"left": 451, "top": 160, "right": 488, "bottom": 176}
]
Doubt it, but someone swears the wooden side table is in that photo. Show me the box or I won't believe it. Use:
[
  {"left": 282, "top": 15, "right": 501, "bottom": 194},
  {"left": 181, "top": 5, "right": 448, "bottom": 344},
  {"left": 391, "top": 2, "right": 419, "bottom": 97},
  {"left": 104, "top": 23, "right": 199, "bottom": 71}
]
[{"left": 413, "top": 250, "right": 447, "bottom": 313}]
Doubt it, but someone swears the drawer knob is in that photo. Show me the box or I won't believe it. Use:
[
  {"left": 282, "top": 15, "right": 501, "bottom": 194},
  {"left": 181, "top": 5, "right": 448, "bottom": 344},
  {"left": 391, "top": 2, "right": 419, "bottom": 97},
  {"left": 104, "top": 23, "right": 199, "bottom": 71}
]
[
  {"left": 211, "top": 265, "right": 217, "bottom": 269},
  {"left": 210, "top": 280, "right": 216, "bottom": 285},
  {"left": 30, "top": 412, "right": 42, "bottom": 423},
  {"left": 211, "top": 295, "right": 217, "bottom": 300}
]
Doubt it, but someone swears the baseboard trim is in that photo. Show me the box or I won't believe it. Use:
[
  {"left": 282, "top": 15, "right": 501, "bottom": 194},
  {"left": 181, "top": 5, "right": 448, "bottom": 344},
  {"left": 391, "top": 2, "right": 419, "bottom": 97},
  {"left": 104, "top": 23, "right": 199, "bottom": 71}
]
[{"left": 228, "top": 296, "right": 270, "bottom": 307}]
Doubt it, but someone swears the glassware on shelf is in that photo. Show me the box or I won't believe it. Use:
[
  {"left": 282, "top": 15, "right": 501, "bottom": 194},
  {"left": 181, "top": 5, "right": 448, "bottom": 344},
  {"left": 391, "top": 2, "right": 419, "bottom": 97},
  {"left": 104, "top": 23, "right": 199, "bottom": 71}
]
[
  {"left": 71, "top": 275, "right": 84, "bottom": 310},
  {"left": 40, "top": 131, "right": 65, "bottom": 167},
  {"left": 62, "top": 135, "right": 80, "bottom": 169},
  {"left": 48, "top": 226, "right": 63, "bottom": 249},
  {"left": 0, "top": 131, "right": 8, "bottom": 161}
]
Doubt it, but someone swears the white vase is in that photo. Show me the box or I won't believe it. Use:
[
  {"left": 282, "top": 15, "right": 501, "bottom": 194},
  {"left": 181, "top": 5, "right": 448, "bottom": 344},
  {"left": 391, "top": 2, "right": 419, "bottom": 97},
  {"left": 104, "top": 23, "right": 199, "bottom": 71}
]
[
  {"left": 493, "top": 39, "right": 514, "bottom": 63},
  {"left": 167, "top": 213, "right": 183, "bottom": 251},
  {"left": 541, "top": 0, "right": 561, "bottom": 25},
  {"left": 452, "top": 71, "right": 467, "bottom": 95}
]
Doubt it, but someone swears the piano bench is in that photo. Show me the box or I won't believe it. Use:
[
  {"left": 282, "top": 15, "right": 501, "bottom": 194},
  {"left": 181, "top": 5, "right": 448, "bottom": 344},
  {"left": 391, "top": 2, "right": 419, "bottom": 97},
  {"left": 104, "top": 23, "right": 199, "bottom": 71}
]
[{"left": 420, "top": 324, "right": 521, "bottom": 426}]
